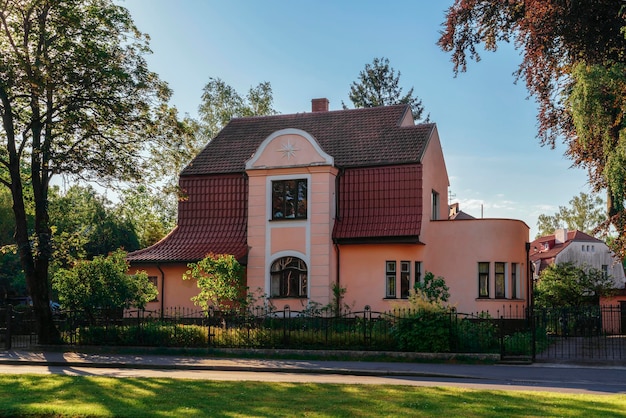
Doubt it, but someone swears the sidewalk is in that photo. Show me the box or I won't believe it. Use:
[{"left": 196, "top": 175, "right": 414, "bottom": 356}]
[
  {"left": 1, "top": 348, "right": 625, "bottom": 384},
  {"left": 0, "top": 349, "right": 481, "bottom": 379}
]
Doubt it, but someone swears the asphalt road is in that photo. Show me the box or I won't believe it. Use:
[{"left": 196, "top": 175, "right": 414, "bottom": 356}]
[{"left": 0, "top": 350, "right": 625, "bottom": 395}]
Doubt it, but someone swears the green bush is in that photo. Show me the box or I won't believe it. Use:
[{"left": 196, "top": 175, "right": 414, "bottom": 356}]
[
  {"left": 391, "top": 309, "right": 452, "bottom": 352},
  {"left": 71, "top": 323, "right": 207, "bottom": 347},
  {"left": 453, "top": 316, "right": 498, "bottom": 353}
]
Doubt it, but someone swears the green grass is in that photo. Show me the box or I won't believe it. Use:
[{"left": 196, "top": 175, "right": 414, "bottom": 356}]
[{"left": 0, "top": 374, "right": 624, "bottom": 417}]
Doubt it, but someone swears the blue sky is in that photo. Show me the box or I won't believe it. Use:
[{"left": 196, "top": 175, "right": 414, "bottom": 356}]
[{"left": 118, "top": 0, "right": 592, "bottom": 239}]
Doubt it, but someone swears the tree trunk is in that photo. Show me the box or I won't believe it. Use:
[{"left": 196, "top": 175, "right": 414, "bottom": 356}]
[{"left": 1, "top": 87, "right": 60, "bottom": 345}]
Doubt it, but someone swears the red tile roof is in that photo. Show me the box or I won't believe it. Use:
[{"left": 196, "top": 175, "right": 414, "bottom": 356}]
[
  {"left": 183, "top": 105, "right": 434, "bottom": 175},
  {"left": 127, "top": 174, "right": 248, "bottom": 264},
  {"left": 529, "top": 230, "right": 602, "bottom": 266},
  {"left": 129, "top": 105, "right": 435, "bottom": 263},
  {"left": 333, "top": 165, "right": 423, "bottom": 242}
]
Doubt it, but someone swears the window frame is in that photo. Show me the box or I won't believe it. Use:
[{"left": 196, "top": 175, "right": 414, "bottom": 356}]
[
  {"left": 148, "top": 276, "right": 158, "bottom": 302},
  {"left": 385, "top": 261, "right": 396, "bottom": 298},
  {"left": 414, "top": 261, "right": 422, "bottom": 287},
  {"left": 271, "top": 179, "right": 308, "bottom": 220},
  {"left": 400, "top": 261, "right": 411, "bottom": 299},
  {"left": 511, "top": 262, "right": 518, "bottom": 299},
  {"left": 478, "top": 262, "right": 490, "bottom": 298},
  {"left": 270, "top": 256, "right": 308, "bottom": 298},
  {"left": 494, "top": 262, "right": 505, "bottom": 299},
  {"left": 431, "top": 190, "right": 440, "bottom": 220}
]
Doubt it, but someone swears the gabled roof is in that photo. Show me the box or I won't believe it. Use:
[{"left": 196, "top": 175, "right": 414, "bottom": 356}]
[
  {"left": 127, "top": 174, "right": 248, "bottom": 264},
  {"left": 529, "top": 230, "right": 603, "bottom": 263},
  {"left": 183, "top": 105, "right": 434, "bottom": 175},
  {"left": 450, "top": 211, "right": 476, "bottom": 220},
  {"left": 128, "top": 104, "right": 435, "bottom": 263}
]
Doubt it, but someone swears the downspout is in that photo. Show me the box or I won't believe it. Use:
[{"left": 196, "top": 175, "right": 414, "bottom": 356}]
[
  {"left": 333, "top": 168, "right": 344, "bottom": 315},
  {"left": 334, "top": 242, "right": 341, "bottom": 314},
  {"left": 157, "top": 263, "right": 165, "bottom": 320},
  {"left": 525, "top": 242, "right": 536, "bottom": 361}
]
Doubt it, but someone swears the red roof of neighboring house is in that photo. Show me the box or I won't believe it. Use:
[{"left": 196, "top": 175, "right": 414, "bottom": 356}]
[
  {"left": 127, "top": 174, "right": 248, "bottom": 264},
  {"left": 183, "top": 104, "right": 433, "bottom": 175},
  {"left": 529, "top": 230, "right": 602, "bottom": 271},
  {"left": 333, "top": 164, "right": 423, "bottom": 242}
]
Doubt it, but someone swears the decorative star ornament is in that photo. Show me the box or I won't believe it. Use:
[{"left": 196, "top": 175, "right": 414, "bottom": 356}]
[{"left": 277, "top": 140, "right": 299, "bottom": 160}]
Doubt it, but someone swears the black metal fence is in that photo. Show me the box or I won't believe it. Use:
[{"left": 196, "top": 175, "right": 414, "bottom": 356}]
[
  {"left": 0, "top": 305, "right": 38, "bottom": 349},
  {"left": 2, "top": 304, "right": 625, "bottom": 362},
  {"left": 30, "top": 304, "right": 535, "bottom": 357},
  {"left": 534, "top": 305, "right": 626, "bottom": 362}
]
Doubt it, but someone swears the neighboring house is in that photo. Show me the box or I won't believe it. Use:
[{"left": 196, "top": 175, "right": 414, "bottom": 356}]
[
  {"left": 529, "top": 229, "right": 626, "bottom": 306},
  {"left": 127, "top": 99, "right": 530, "bottom": 315}
]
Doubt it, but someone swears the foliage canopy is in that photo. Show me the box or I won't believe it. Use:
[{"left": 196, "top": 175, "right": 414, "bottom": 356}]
[
  {"left": 52, "top": 249, "right": 157, "bottom": 315},
  {"left": 0, "top": 0, "right": 173, "bottom": 342},
  {"left": 344, "top": 57, "right": 428, "bottom": 122},
  {"left": 439, "top": 0, "right": 626, "bottom": 259},
  {"left": 184, "top": 253, "right": 245, "bottom": 313},
  {"left": 534, "top": 262, "right": 615, "bottom": 308},
  {"left": 536, "top": 192, "right": 605, "bottom": 238}
]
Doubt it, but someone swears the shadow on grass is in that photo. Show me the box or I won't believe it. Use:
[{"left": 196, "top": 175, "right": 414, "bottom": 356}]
[{"left": 0, "top": 375, "right": 624, "bottom": 417}]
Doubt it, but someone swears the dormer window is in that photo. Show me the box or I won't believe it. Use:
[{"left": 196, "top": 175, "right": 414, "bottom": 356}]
[{"left": 543, "top": 242, "right": 549, "bottom": 251}]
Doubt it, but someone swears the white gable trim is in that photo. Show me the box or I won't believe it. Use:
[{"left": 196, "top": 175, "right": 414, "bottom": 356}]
[{"left": 245, "top": 128, "right": 334, "bottom": 170}]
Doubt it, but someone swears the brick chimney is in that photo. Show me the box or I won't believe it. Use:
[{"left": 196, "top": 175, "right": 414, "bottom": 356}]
[
  {"left": 311, "top": 98, "right": 329, "bottom": 112},
  {"left": 555, "top": 228, "right": 568, "bottom": 244}
]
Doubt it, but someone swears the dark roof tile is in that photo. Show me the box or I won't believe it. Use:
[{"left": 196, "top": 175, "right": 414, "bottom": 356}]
[
  {"left": 127, "top": 174, "right": 247, "bottom": 264},
  {"left": 333, "top": 165, "right": 422, "bottom": 241},
  {"left": 183, "top": 105, "right": 433, "bottom": 175}
]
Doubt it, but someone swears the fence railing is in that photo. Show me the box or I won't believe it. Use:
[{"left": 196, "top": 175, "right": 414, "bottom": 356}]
[
  {"left": 51, "top": 304, "right": 539, "bottom": 356},
  {"left": 2, "top": 304, "right": 624, "bottom": 362}
]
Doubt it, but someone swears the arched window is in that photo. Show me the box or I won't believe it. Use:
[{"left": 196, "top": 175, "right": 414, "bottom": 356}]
[{"left": 270, "top": 257, "right": 307, "bottom": 298}]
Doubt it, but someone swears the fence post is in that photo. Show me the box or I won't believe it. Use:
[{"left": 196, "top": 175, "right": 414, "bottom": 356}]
[
  {"left": 530, "top": 306, "right": 537, "bottom": 363},
  {"left": 4, "top": 305, "right": 12, "bottom": 350},
  {"left": 499, "top": 315, "right": 504, "bottom": 358},
  {"left": 363, "top": 305, "right": 371, "bottom": 347},
  {"left": 283, "top": 305, "right": 290, "bottom": 346}
]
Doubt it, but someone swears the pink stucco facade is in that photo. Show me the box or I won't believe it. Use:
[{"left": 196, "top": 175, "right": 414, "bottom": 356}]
[{"left": 130, "top": 102, "right": 530, "bottom": 316}]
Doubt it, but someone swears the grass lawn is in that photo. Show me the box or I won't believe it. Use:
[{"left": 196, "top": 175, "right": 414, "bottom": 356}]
[{"left": 0, "top": 375, "right": 624, "bottom": 417}]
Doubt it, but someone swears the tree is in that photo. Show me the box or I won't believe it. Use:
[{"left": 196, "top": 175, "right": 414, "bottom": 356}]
[
  {"left": 48, "top": 185, "right": 140, "bottom": 269},
  {"left": 197, "top": 77, "right": 277, "bottom": 145},
  {"left": 343, "top": 57, "right": 428, "bottom": 122},
  {"left": 116, "top": 184, "right": 176, "bottom": 248},
  {"left": 536, "top": 192, "right": 605, "bottom": 238},
  {"left": 567, "top": 62, "right": 626, "bottom": 254},
  {"left": 438, "top": 0, "right": 626, "bottom": 258},
  {"left": 52, "top": 249, "right": 156, "bottom": 320},
  {"left": 183, "top": 253, "right": 245, "bottom": 313},
  {"left": 0, "top": 0, "right": 172, "bottom": 343},
  {"left": 143, "top": 78, "right": 277, "bottom": 236},
  {"left": 534, "top": 262, "right": 615, "bottom": 308},
  {"left": 413, "top": 272, "right": 450, "bottom": 305}
]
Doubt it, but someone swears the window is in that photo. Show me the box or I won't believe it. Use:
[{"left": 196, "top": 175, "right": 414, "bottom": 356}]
[
  {"left": 478, "top": 262, "right": 489, "bottom": 298},
  {"left": 400, "top": 261, "right": 411, "bottom": 299},
  {"left": 602, "top": 265, "right": 609, "bottom": 280},
  {"left": 511, "top": 263, "right": 518, "bottom": 299},
  {"left": 270, "top": 257, "right": 307, "bottom": 298},
  {"left": 431, "top": 190, "right": 440, "bottom": 220},
  {"left": 148, "top": 276, "right": 158, "bottom": 301},
  {"left": 495, "top": 262, "right": 505, "bottom": 298},
  {"left": 414, "top": 261, "right": 422, "bottom": 287},
  {"left": 272, "top": 179, "right": 307, "bottom": 220},
  {"left": 386, "top": 261, "right": 396, "bottom": 298}
]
